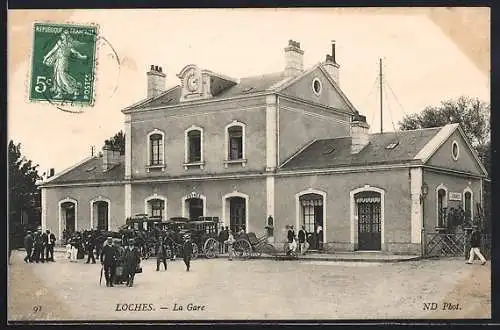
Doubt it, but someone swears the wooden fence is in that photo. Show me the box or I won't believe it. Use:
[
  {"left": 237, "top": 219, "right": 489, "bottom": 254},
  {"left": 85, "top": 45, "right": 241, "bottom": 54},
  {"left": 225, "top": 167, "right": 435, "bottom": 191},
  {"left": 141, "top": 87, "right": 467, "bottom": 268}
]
[{"left": 422, "top": 229, "right": 491, "bottom": 259}]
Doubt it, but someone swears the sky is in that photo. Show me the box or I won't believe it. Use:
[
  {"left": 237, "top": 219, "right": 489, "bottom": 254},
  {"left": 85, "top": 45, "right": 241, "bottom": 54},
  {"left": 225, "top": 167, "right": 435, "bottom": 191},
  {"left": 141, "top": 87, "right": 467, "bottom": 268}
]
[{"left": 8, "top": 8, "right": 490, "bottom": 175}]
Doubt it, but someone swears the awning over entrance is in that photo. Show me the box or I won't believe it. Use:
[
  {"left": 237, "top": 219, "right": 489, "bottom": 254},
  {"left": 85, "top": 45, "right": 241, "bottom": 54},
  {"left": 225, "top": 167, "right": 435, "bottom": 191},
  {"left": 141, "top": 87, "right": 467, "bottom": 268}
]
[{"left": 355, "top": 197, "right": 381, "bottom": 203}]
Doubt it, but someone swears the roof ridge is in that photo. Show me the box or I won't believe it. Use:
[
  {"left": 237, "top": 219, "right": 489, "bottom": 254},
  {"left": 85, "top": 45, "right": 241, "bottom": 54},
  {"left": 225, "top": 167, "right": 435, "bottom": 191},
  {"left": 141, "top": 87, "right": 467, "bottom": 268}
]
[{"left": 122, "top": 85, "right": 181, "bottom": 112}]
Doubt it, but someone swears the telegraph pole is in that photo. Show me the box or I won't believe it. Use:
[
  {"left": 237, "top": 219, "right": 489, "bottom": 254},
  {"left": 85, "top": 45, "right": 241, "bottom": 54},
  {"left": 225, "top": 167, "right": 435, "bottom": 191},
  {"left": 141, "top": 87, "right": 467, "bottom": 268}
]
[{"left": 379, "top": 58, "right": 383, "bottom": 134}]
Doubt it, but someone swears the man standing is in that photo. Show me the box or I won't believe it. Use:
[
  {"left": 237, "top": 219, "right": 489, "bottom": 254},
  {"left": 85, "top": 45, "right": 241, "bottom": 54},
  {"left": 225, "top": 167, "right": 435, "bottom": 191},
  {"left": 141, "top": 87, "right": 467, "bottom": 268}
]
[
  {"left": 85, "top": 234, "right": 96, "bottom": 264},
  {"left": 24, "top": 231, "right": 34, "bottom": 263},
  {"left": 182, "top": 234, "right": 193, "bottom": 272},
  {"left": 467, "top": 229, "right": 487, "bottom": 265},
  {"left": 32, "top": 230, "right": 42, "bottom": 263},
  {"left": 156, "top": 236, "right": 168, "bottom": 271},
  {"left": 286, "top": 225, "right": 296, "bottom": 255},
  {"left": 45, "top": 230, "right": 56, "bottom": 262},
  {"left": 100, "top": 237, "right": 118, "bottom": 287},
  {"left": 298, "top": 226, "right": 307, "bottom": 255},
  {"left": 40, "top": 229, "right": 49, "bottom": 262},
  {"left": 123, "top": 239, "right": 141, "bottom": 287}
]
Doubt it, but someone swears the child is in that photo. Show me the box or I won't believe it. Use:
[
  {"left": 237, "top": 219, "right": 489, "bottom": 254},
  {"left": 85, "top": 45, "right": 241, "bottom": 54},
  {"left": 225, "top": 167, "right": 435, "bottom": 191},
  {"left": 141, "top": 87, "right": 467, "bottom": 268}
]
[{"left": 225, "top": 230, "right": 235, "bottom": 261}]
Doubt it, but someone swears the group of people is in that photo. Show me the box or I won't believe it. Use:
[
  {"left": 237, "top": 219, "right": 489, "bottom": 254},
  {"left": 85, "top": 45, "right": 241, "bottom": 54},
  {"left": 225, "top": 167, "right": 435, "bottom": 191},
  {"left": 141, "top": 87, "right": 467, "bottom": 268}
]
[
  {"left": 154, "top": 232, "right": 194, "bottom": 272},
  {"left": 23, "top": 228, "right": 56, "bottom": 263},
  {"left": 286, "top": 225, "right": 314, "bottom": 256},
  {"left": 218, "top": 226, "right": 246, "bottom": 260}
]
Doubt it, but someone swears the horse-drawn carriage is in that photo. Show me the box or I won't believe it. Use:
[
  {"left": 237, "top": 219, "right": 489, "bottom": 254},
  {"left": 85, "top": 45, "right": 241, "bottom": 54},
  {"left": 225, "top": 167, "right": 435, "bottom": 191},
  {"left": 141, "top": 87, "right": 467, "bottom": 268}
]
[
  {"left": 161, "top": 216, "right": 221, "bottom": 259},
  {"left": 184, "top": 217, "right": 220, "bottom": 259},
  {"left": 233, "top": 232, "right": 277, "bottom": 258}
]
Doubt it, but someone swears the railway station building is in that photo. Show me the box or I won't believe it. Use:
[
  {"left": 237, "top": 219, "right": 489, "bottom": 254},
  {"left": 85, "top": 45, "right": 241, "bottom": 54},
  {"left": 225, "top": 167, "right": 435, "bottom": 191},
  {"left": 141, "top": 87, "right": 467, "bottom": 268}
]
[{"left": 39, "top": 40, "right": 488, "bottom": 254}]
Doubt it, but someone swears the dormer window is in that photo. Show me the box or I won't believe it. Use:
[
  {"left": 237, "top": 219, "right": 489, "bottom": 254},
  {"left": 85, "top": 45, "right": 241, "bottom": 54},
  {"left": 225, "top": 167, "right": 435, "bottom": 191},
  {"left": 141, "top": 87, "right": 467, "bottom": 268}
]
[
  {"left": 147, "top": 129, "right": 166, "bottom": 172},
  {"left": 385, "top": 142, "right": 399, "bottom": 150},
  {"left": 224, "top": 121, "right": 247, "bottom": 167},
  {"left": 184, "top": 126, "right": 205, "bottom": 169}
]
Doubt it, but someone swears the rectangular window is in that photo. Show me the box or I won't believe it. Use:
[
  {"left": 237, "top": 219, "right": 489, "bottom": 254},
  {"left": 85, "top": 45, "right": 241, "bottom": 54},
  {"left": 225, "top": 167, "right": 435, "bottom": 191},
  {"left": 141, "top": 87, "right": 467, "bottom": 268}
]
[
  {"left": 303, "top": 205, "right": 315, "bottom": 233},
  {"left": 188, "top": 130, "right": 201, "bottom": 162},
  {"left": 228, "top": 126, "right": 243, "bottom": 160},
  {"left": 151, "top": 200, "right": 164, "bottom": 218},
  {"left": 150, "top": 135, "right": 163, "bottom": 165}
]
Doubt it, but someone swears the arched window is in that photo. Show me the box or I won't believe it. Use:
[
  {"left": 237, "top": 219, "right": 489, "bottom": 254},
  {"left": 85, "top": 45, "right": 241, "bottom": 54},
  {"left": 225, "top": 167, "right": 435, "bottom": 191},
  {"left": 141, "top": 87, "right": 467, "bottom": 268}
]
[
  {"left": 463, "top": 188, "right": 473, "bottom": 223},
  {"left": 224, "top": 121, "right": 247, "bottom": 167},
  {"left": 145, "top": 195, "right": 167, "bottom": 221},
  {"left": 436, "top": 186, "right": 448, "bottom": 228},
  {"left": 184, "top": 126, "right": 204, "bottom": 168},
  {"left": 150, "top": 134, "right": 163, "bottom": 165},
  {"left": 147, "top": 129, "right": 165, "bottom": 170}
]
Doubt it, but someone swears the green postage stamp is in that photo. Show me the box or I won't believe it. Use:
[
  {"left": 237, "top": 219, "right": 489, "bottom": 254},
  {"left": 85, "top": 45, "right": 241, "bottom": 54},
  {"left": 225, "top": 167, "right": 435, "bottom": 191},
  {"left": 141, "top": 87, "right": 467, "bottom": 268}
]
[{"left": 29, "top": 23, "right": 98, "bottom": 107}]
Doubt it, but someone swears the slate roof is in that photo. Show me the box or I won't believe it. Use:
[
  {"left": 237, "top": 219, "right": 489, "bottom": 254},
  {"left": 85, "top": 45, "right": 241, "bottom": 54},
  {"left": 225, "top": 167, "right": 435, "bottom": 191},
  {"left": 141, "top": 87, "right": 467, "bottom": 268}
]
[
  {"left": 46, "top": 156, "right": 125, "bottom": 184},
  {"left": 124, "top": 72, "right": 287, "bottom": 111},
  {"left": 280, "top": 127, "right": 442, "bottom": 170}
]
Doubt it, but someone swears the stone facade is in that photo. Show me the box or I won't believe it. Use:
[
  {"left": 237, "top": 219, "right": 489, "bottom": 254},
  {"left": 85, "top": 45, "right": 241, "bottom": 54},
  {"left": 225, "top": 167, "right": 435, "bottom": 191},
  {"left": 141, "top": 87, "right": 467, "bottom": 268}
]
[{"left": 39, "top": 40, "right": 488, "bottom": 255}]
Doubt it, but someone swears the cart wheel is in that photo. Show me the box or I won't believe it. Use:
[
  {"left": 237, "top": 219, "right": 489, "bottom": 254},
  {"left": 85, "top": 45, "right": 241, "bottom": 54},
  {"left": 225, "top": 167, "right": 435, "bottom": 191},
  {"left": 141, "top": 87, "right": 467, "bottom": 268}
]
[
  {"left": 203, "top": 238, "right": 218, "bottom": 259},
  {"left": 233, "top": 239, "right": 251, "bottom": 259},
  {"left": 191, "top": 242, "right": 199, "bottom": 260},
  {"left": 261, "top": 243, "right": 276, "bottom": 256}
]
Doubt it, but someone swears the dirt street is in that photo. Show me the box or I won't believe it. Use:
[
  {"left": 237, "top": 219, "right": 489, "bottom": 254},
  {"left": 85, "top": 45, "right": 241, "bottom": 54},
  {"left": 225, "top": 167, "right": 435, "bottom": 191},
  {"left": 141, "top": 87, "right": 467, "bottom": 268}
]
[{"left": 8, "top": 251, "right": 490, "bottom": 321}]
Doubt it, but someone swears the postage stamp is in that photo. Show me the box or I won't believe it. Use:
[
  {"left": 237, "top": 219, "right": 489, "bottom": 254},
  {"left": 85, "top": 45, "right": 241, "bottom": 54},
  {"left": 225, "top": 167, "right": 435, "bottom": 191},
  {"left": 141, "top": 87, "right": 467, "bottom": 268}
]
[{"left": 29, "top": 23, "right": 98, "bottom": 107}]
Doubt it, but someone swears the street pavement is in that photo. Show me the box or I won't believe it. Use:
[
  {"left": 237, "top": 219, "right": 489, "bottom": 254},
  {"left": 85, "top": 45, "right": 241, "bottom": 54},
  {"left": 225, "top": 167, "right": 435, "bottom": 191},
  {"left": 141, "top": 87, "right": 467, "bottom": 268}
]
[{"left": 8, "top": 250, "right": 490, "bottom": 321}]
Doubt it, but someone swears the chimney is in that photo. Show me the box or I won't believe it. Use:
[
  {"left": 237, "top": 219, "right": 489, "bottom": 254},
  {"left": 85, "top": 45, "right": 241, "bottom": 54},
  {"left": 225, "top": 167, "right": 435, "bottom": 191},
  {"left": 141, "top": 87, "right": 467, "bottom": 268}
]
[
  {"left": 102, "top": 145, "right": 121, "bottom": 171},
  {"left": 49, "top": 168, "right": 55, "bottom": 178},
  {"left": 351, "top": 114, "right": 370, "bottom": 154},
  {"left": 284, "top": 40, "right": 304, "bottom": 77},
  {"left": 323, "top": 40, "right": 340, "bottom": 84},
  {"left": 147, "top": 64, "right": 166, "bottom": 98}
]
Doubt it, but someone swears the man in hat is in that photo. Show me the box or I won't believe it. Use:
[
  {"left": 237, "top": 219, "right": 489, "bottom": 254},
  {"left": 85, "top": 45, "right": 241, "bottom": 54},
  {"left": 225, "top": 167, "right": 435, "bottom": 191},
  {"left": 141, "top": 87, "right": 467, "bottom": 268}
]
[
  {"left": 123, "top": 238, "right": 141, "bottom": 287},
  {"left": 46, "top": 230, "right": 56, "bottom": 262},
  {"left": 182, "top": 233, "right": 193, "bottom": 272},
  {"left": 156, "top": 235, "right": 168, "bottom": 271},
  {"left": 100, "top": 237, "right": 118, "bottom": 287},
  {"left": 85, "top": 233, "right": 96, "bottom": 264},
  {"left": 24, "top": 230, "right": 34, "bottom": 263}
]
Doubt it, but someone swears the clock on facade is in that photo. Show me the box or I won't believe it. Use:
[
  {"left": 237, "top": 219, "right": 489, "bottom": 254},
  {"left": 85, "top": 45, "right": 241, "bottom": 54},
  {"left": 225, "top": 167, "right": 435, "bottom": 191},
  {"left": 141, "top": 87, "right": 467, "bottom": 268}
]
[{"left": 185, "top": 70, "right": 200, "bottom": 92}]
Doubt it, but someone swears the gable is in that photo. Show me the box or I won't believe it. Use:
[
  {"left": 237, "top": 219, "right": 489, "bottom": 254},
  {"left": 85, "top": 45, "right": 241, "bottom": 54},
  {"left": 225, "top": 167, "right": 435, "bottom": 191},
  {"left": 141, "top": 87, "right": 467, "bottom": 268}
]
[
  {"left": 280, "top": 67, "right": 355, "bottom": 113},
  {"left": 427, "top": 130, "right": 484, "bottom": 176}
]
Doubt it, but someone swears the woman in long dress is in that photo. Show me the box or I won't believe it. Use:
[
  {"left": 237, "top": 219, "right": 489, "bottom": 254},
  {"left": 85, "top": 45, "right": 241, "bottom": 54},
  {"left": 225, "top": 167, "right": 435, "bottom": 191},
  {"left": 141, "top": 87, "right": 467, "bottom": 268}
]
[{"left": 43, "top": 30, "right": 87, "bottom": 99}]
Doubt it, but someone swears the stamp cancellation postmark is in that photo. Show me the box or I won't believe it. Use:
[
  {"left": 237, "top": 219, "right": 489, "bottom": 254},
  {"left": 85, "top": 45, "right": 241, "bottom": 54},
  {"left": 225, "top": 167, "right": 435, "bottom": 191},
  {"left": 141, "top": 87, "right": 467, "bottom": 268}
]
[{"left": 29, "top": 23, "right": 98, "bottom": 107}]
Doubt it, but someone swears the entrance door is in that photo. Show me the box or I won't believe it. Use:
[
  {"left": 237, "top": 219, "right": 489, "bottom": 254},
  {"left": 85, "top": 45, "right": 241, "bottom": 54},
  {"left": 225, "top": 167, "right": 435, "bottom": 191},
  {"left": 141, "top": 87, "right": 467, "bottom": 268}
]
[
  {"left": 61, "top": 202, "right": 76, "bottom": 233},
  {"left": 300, "top": 193, "right": 324, "bottom": 250},
  {"left": 96, "top": 201, "right": 109, "bottom": 231},
  {"left": 229, "top": 197, "right": 246, "bottom": 233},
  {"left": 356, "top": 193, "right": 381, "bottom": 251},
  {"left": 187, "top": 198, "right": 204, "bottom": 220}
]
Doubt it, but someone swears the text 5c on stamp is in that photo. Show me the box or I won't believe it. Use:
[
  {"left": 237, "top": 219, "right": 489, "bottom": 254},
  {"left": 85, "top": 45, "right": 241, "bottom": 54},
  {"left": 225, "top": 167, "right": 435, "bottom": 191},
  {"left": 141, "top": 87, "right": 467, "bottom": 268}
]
[{"left": 29, "top": 23, "right": 97, "bottom": 107}]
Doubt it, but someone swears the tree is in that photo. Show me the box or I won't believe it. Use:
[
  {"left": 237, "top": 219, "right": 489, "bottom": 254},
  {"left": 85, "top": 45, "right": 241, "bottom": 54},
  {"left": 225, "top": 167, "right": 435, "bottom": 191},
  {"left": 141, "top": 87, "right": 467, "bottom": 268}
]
[
  {"left": 399, "top": 96, "right": 491, "bottom": 232},
  {"left": 9, "top": 140, "right": 42, "bottom": 246},
  {"left": 104, "top": 130, "right": 125, "bottom": 155},
  {"left": 399, "top": 96, "right": 490, "bottom": 148}
]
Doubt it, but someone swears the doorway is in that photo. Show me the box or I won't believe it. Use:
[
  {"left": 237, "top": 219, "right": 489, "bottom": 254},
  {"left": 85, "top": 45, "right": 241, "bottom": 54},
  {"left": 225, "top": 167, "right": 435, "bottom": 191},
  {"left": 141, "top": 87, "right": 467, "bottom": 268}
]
[
  {"left": 356, "top": 191, "right": 381, "bottom": 251},
  {"left": 229, "top": 197, "right": 246, "bottom": 233},
  {"left": 299, "top": 193, "right": 324, "bottom": 250}
]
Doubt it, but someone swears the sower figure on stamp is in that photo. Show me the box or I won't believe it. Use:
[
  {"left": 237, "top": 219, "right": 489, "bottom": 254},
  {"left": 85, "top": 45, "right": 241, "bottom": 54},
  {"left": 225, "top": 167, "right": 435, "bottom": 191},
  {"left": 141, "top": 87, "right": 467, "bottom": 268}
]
[
  {"left": 42, "top": 30, "right": 87, "bottom": 99},
  {"left": 182, "top": 234, "right": 193, "bottom": 272},
  {"left": 467, "top": 228, "right": 487, "bottom": 265},
  {"left": 123, "top": 239, "right": 141, "bottom": 287},
  {"left": 100, "top": 237, "right": 118, "bottom": 287},
  {"left": 156, "top": 235, "right": 168, "bottom": 271},
  {"left": 24, "top": 231, "right": 34, "bottom": 263}
]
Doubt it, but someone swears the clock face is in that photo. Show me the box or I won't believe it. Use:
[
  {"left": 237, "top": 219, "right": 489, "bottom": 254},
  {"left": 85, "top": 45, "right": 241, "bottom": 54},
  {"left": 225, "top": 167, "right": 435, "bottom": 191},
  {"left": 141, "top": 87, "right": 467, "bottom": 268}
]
[{"left": 186, "top": 71, "right": 200, "bottom": 92}]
